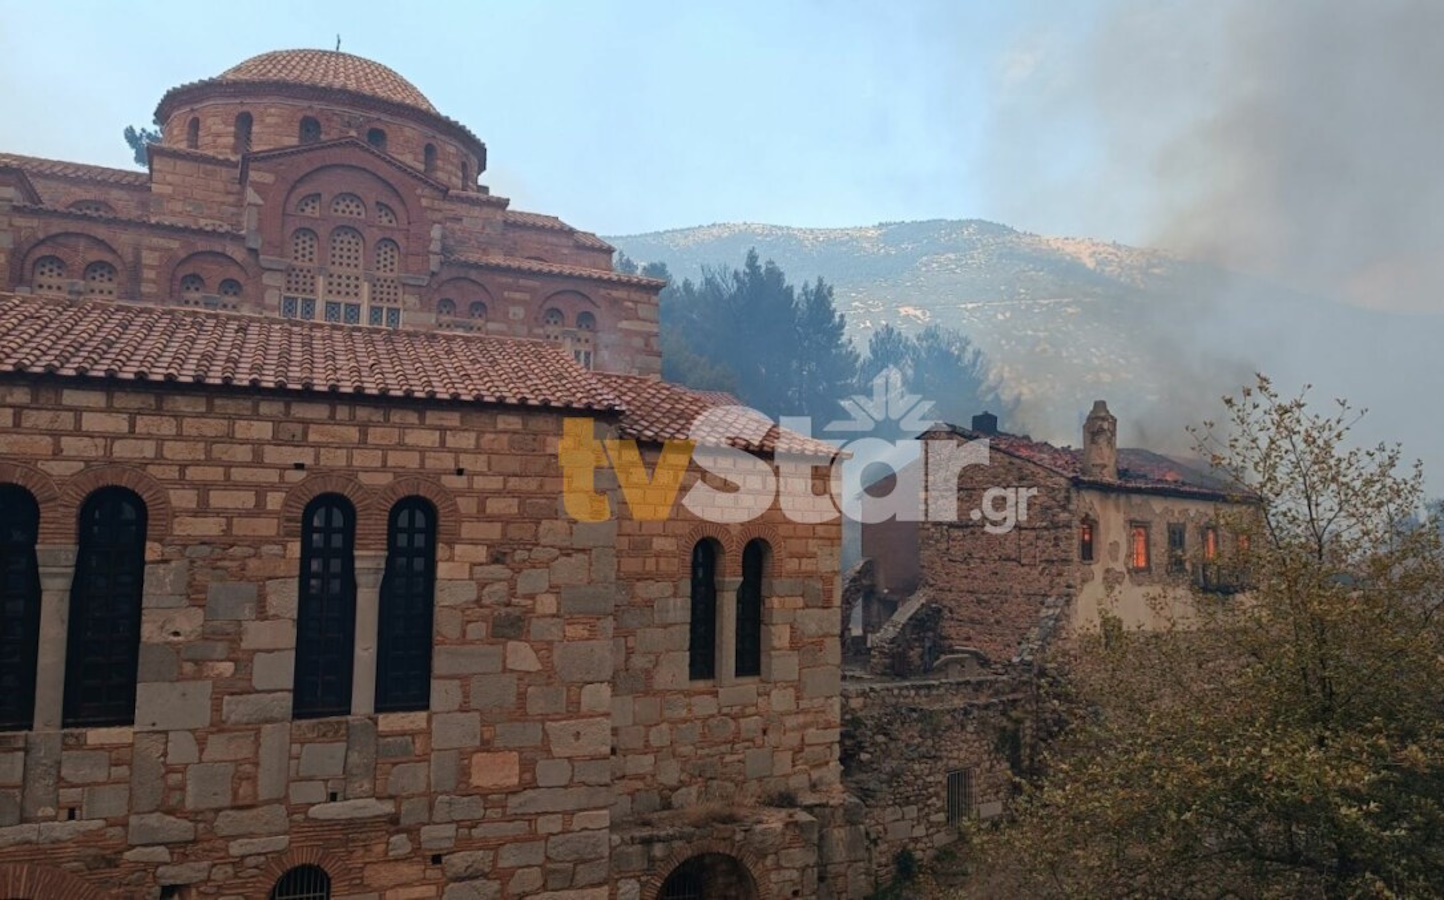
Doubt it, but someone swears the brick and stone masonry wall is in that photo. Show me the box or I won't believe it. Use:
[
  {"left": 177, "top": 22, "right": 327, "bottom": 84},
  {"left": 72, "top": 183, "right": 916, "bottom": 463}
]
[
  {"left": 915, "top": 441, "right": 1078, "bottom": 664},
  {"left": 840, "top": 676, "right": 1029, "bottom": 884},
  {"left": 0, "top": 378, "right": 618, "bottom": 899}
]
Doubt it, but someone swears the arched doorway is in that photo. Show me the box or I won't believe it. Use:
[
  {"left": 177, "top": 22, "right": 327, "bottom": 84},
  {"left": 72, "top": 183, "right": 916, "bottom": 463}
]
[{"left": 658, "top": 853, "right": 759, "bottom": 900}]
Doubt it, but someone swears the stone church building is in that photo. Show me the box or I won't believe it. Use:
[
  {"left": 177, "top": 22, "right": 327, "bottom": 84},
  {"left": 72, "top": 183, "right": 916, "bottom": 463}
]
[{"left": 0, "top": 51, "right": 868, "bottom": 899}]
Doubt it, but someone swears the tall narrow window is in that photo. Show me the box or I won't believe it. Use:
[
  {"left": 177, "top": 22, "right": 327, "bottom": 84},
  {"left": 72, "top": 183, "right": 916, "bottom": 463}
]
[
  {"left": 64, "top": 488, "right": 146, "bottom": 727},
  {"left": 326, "top": 227, "right": 364, "bottom": 324},
  {"left": 1167, "top": 523, "right": 1187, "bottom": 574},
  {"left": 1129, "top": 523, "right": 1151, "bottom": 572},
  {"left": 283, "top": 228, "right": 319, "bottom": 320},
  {"left": 688, "top": 541, "right": 718, "bottom": 681},
  {"left": 1079, "top": 518, "right": 1095, "bottom": 562},
  {"left": 0, "top": 486, "right": 41, "bottom": 731},
  {"left": 423, "top": 143, "right": 437, "bottom": 176},
  {"left": 185, "top": 117, "right": 200, "bottom": 150},
  {"left": 293, "top": 495, "right": 356, "bottom": 719},
  {"left": 376, "top": 498, "right": 436, "bottom": 713},
  {"left": 234, "top": 112, "right": 253, "bottom": 155},
  {"left": 736, "top": 539, "right": 766, "bottom": 678},
  {"left": 299, "top": 116, "right": 321, "bottom": 144}
]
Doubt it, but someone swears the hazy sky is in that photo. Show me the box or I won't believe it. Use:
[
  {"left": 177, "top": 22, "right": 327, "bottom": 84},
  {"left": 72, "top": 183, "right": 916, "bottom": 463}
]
[{"left": 0, "top": 0, "right": 1096, "bottom": 238}]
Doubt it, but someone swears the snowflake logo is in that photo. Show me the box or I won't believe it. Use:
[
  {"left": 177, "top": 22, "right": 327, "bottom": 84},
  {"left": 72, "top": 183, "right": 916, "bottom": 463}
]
[{"left": 824, "top": 366, "right": 938, "bottom": 436}]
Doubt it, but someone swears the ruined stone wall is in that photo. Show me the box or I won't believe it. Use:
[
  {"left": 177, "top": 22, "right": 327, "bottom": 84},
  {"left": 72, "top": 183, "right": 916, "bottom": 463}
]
[
  {"left": 1073, "top": 488, "right": 1237, "bottom": 632},
  {"left": 840, "top": 677, "right": 1029, "bottom": 884},
  {"left": 0, "top": 378, "right": 615, "bottom": 899},
  {"left": 916, "top": 446, "right": 1077, "bottom": 664}
]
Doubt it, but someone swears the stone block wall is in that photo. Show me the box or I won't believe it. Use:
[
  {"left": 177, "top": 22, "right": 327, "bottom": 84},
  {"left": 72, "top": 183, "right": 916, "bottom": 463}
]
[
  {"left": 0, "top": 379, "right": 617, "bottom": 899},
  {"left": 610, "top": 451, "right": 844, "bottom": 822},
  {"left": 915, "top": 441, "right": 1078, "bottom": 663},
  {"left": 840, "top": 677, "right": 1029, "bottom": 883}
]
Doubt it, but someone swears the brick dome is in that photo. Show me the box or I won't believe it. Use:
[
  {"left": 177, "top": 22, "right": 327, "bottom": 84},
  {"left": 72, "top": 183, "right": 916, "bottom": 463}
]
[{"left": 216, "top": 50, "right": 436, "bottom": 113}]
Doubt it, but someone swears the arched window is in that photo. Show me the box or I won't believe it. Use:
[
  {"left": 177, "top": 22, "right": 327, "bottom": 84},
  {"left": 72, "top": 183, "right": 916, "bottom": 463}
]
[
  {"left": 296, "top": 193, "right": 321, "bottom": 216},
  {"left": 736, "top": 539, "right": 767, "bottom": 678},
  {"left": 69, "top": 199, "right": 114, "bottom": 215},
  {"left": 331, "top": 194, "right": 366, "bottom": 218},
  {"left": 186, "top": 117, "right": 200, "bottom": 150},
  {"left": 233, "top": 112, "right": 253, "bottom": 155},
  {"left": 542, "top": 307, "right": 564, "bottom": 342},
  {"left": 83, "top": 261, "right": 117, "bottom": 298},
  {"left": 366, "top": 128, "right": 387, "bottom": 151},
  {"left": 270, "top": 864, "right": 331, "bottom": 900},
  {"left": 31, "top": 256, "right": 66, "bottom": 295},
  {"left": 376, "top": 203, "right": 397, "bottom": 226},
  {"left": 437, "top": 298, "right": 456, "bottom": 317},
  {"left": 689, "top": 541, "right": 719, "bottom": 681},
  {"left": 0, "top": 486, "right": 41, "bottom": 732},
  {"left": 423, "top": 143, "right": 437, "bottom": 176},
  {"left": 326, "top": 227, "right": 364, "bottom": 324},
  {"left": 64, "top": 488, "right": 146, "bottom": 727},
  {"left": 220, "top": 278, "right": 243, "bottom": 298},
  {"left": 293, "top": 495, "right": 356, "bottom": 719},
  {"left": 576, "top": 311, "right": 596, "bottom": 331},
  {"left": 572, "top": 311, "right": 596, "bottom": 368},
  {"left": 468, "top": 301, "right": 487, "bottom": 320},
  {"left": 374, "top": 240, "right": 399, "bottom": 275},
  {"left": 180, "top": 273, "right": 205, "bottom": 297},
  {"left": 299, "top": 116, "right": 321, "bottom": 144},
  {"left": 284, "top": 229, "right": 320, "bottom": 320},
  {"left": 376, "top": 498, "right": 437, "bottom": 712}
]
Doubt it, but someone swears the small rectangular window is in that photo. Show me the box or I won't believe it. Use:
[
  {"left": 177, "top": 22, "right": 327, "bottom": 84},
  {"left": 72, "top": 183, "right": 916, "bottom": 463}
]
[
  {"left": 1129, "top": 523, "right": 1150, "bottom": 571},
  {"left": 300, "top": 298, "right": 316, "bottom": 320},
  {"left": 946, "top": 768, "right": 975, "bottom": 824},
  {"left": 281, "top": 296, "right": 298, "bottom": 318},
  {"left": 1079, "top": 520, "right": 1094, "bottom": 562},
  {"left": 1167, "top": 523, "right": 1187, "bottom": 574}
]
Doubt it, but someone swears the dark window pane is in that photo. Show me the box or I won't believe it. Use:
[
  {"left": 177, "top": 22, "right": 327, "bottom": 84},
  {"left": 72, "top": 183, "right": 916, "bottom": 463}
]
[
  {"left": 735, "top": 540, "right": 766, "bottom": 678},
  {"left": 0, "top": 486, "right": 40, "bottom": 731},
  {"left": 376, "top": 498, "right": 436, "bottom": 713},
  {"left": 689, "top": 542, "right": 717, "bottom": 680},
  {"left": 294, "top": 495, "right": 356, "bottom": 718}
]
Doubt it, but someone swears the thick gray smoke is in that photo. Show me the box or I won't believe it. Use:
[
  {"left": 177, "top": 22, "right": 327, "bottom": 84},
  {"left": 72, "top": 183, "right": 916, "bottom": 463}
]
[{"left": 986, "top": 0, "right": 1444, "bottom": 480}]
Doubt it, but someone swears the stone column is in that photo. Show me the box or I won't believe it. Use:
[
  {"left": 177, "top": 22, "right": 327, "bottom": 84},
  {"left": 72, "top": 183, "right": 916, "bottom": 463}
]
[
  {"left": 717, "top": 575, "right": 742, "bottom": 683},
  {"left": 31, "top": 545, "right": 77, "bottom": 732},
  {"left": 350, "top": 552, "right": 386, "bottom": 716}
]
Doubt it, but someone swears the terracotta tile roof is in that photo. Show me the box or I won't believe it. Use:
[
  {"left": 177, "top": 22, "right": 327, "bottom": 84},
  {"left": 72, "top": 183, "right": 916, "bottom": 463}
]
[
  {"left": 596, "top": 373, "right": 838, "bottom": 457},
  {"left": 939, "top": 424, "right": 1242, "bottom": 499},
  {"left": 447, "top": 252, "right": 666, "bottom": 289},
  {"left": 0, "top": 294, "right": 621, "bottom": 412},
  {"left": 0, "top": 153, "right": 149, "bottom": 186},
  {"left": 217, "top": 50, "right": 436, "bottom": 113},
  {"left": 504, "top": 210, "right": 615, "bottom": 252},
  {"left": 13, "top": 203, "right": 240, "bottom": 236}
]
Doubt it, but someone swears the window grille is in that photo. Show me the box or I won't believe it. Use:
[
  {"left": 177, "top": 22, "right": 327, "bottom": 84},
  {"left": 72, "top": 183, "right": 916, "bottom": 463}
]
[
  {"left": 736, "top": 540, "right": 766, "bottom": 678},
  {"left": 1167, "top": 523, "right": 1187, "bottom": 574},
  {"left": 32, "top": 256, "right": 66, "bottom": 294},
  {"left": 270, "top": 865, "right": 331, "bottom": 900},
  {"left": 293, "top": 496, "right": 356, "bottom": 719},
  {"left": 64, "top": 489, "right": 146, "bottom": 726},
  {"left": 0, "top": 486, "right": 40, "bottom": 731},
  {"left": 83, "top": 261, "right": 117, "bottom": 298},
  {"left": 331, "top": 194, "right": 366, "bottom": 219},
  {"left": 689, "top": 542, "right": 718, "bottom": 681},
  {"left": 377, "top": 203, "right": 398, "bottom": 225},
  {"left": 376, "top": 499, "right": 437, "bottom": 712},
  {"left": 296, "top": 194, "right": 321, "bottom": 217},
  {"left": 946, "top": 768, "right": 975, "bottom": 824}
]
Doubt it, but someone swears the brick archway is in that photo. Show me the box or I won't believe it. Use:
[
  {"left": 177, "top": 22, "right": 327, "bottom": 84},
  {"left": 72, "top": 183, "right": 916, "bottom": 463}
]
[
  {"left": 372, "top": 476, "right": 462, "bottom": 546},
  {"left": 645, "top": 841, "right": 769, "bottom": 900},
  {"left": 0, "top": 863, "right": 108, "bottom": 900},
  {"left": 281, "top": 473, "right": 376, "bottom": 546},
  {"left": 677, "top": 524, "right": 739, "bottom": 577},
  {"left": 253, "top": 846, "right": 348, "bottom": 898},
  {"left": 52, "top": 465, "right": 172, "bottom": 545},
  {"left": 0, "top": 462, "right": 60, "bottom": 509}
]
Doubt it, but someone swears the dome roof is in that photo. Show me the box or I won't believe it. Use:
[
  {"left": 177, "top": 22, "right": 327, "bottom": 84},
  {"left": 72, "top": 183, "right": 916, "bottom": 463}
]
[{"left": 215, "top": 50, "right": 436, "bottom": 113}]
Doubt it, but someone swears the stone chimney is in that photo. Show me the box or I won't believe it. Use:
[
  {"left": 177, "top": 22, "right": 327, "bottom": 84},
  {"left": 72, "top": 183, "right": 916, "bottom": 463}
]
[
  {"left": 971, "top": 411, "right": 998, "bottom": 435},
  {"left": 1082, "top": 400, "right": 1117, "bottom": 480}
]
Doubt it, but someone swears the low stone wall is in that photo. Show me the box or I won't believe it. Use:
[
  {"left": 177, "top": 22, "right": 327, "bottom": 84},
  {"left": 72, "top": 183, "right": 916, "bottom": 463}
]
[{"left": 840, "top": 676, "right": 1031, "bottom": 883}]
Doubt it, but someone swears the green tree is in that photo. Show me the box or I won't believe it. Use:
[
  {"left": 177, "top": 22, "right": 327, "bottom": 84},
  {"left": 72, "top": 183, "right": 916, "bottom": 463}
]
[
  {"left": 123, "top": 125, "right": 160, "bottom": 167},
  {"left": 857, "top": 323, "right": 1013, "bottom": 430},
  {"left": 975, "top": 376, "right": 1444, "bottom": 899}
]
